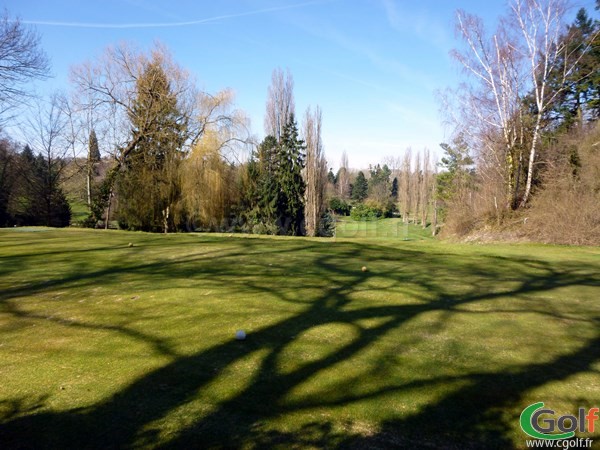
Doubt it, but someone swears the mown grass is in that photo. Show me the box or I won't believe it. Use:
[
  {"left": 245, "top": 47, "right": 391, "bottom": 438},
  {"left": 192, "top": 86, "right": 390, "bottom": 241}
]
[
  {"left": 68, "top": 199, "right": 89, "bottom": 226},
  {"left": 335, "top": 216, "right": 434, "bottom": 240},
  {"left": 0, "top": 228, "right": 599, "bottom": 449}
]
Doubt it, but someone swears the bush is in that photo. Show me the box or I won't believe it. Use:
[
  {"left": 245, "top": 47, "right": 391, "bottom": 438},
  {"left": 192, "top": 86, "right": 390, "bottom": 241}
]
[
  {"left": 329, "top": 197, "right": 351, "bottom": 216},
  {"left": 350, "top": 203, "right": 383, "bottom": 221}
]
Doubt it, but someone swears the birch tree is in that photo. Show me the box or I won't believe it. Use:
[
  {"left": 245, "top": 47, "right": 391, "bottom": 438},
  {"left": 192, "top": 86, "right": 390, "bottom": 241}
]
[{"left": 511, "top": 0, "right": 584, "bottom": 206}]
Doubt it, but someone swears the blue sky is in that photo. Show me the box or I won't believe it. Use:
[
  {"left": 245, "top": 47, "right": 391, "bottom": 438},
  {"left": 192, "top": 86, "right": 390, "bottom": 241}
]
[{"left": 6, "top": 0, "right": 596, "bottom": 169}]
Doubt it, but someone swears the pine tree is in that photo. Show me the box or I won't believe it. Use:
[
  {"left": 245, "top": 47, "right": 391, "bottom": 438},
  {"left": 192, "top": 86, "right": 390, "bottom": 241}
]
[
  {"left": 86, "top": 129, "right": 100, "bottom": 209},
  {"left": 351, "top": 171, "right": 368, "bottom": 201},
  {"left": 275, "top": 114, "right": 305, "bottom": 235},
  {"left": 391, "top": 177, "right": 399, "bottom": 200}
]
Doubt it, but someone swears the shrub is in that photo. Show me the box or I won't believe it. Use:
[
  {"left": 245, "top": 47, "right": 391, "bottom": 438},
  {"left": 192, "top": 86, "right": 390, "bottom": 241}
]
[
  {"left": 329, "top": 197, "right": 351, "bottom": 216},
  {"left": 350, "top": 203, "right": 383, "bottom": 221}
]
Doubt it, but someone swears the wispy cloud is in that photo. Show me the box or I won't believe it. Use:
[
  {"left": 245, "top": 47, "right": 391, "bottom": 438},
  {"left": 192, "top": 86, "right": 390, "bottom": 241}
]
[
  {"left": 22, "top": 0, "right": 326, "bottom": 29},
  {"left": 381, "top": 0, "right": 450, "bottom": 54}
]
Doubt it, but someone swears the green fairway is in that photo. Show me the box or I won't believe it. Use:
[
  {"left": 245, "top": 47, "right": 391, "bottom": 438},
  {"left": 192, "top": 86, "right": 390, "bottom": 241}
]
[
  {"left": 335, "top": 216, "right": 434, "bottom": 240},
  {"left": 0, "top": 228, "right": 599, "bottom": 449}
]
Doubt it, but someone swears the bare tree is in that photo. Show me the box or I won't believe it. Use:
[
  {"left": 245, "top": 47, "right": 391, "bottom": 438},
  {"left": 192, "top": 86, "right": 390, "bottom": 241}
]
[
  {"left": 400, "top": 148, "right": 412, "bottom": 223},
  {"left": 0, "top": 11, "right": 50, "bottom": 124},
  {"left": 452, "top": 0, "right": 596, "bottom": 209},
  {"left": 22, "top": 93, "right": 72, "bottom": 226},
  {"left": 303, "top": 105, "right": 326, "bottom": 237},
  {"left": 420, "top": 149, "right": 431, "bottom": 228},
  {"left": 511, "top": 0, "right": 582, "bottom": 206},
  {"left": 337, "top": 150, "right": 350, "bottom": 199},
  {"left": 452, "top": 8, "right": 526, "bottom": 209},
  {"left": 264, "top": 67, "right": 295, "bottom": 142}
]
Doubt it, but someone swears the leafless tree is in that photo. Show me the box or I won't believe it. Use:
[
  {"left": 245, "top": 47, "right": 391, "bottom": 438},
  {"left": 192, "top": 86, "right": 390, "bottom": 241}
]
[
  {"left": 452, "top": 8, "right": 526, "bottom": 209},
  {"left": 452, "top": 0, "right": 596, "bottom": 209},
  {"left": 337, "top": 150, "right": 350, "bottom": 199},
  {"left": 264, "top": 67, "right": 295, "bottom": 142},
  {"left": 420, "top": 149, "right": 431, "bottom": 228},
  {"left": 400, "top": 148, "right": 412, "bottom": 223},
  {"left": 510, "top": 0, "right": 586, "bottom": 206},
  {"left": 0, "top": 10, "right": 50, "bottom": 124},
  {"left": 303, "top": 105, "right": 326, "bottom": 237},
  {"left": 70, "top": 43, "right": 198, "bottom": 165},
  {"left": 22, "top": 93, "right": 72, "bottom": 225}
]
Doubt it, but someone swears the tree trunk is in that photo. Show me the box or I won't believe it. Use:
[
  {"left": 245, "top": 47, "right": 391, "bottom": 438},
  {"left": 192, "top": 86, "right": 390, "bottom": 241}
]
[
  {"left": 86, "top": 164, "right": 92, "bottom": 209},
  {"left": 432, "top": 199, "right": 437, "bottom": 237},
  {"left": 105, "top": 189, "right": 113, "bottom": 230},
  {"left": 520, "top": 115, "right": 542, "bottom": 208}
]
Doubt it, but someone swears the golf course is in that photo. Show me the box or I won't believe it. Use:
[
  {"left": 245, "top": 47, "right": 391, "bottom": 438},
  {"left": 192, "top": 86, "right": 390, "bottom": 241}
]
[{"left": 1, "top": 225, "right": 599, "bottom": 449}]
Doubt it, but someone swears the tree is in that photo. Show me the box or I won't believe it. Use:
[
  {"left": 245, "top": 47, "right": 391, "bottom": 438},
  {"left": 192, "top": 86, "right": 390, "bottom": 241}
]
[
  {"left": 86, "top": 128, "right": 100, "bottom": 208},
  {"left": 70, "top": 43, "right": 202, "bottom": 229},
  {"left": 0, "top": 11, "right": 50, "bottom": 124},
  {"left": 303, "top": 105, "right": 326, "bottom": 237},
  {"left": 452, "top": 7, "right": 527, "bottom": 210},
  {"left": 13, "top": 95, "right": 72, "bottom": 227},
  {"left": 544, "top": 7, "right": 600, "bottom": 129},
  {"left": 452, "top": 0, "right": 596, "bottom": 209},
  {"left": 116, "top": 59, "right": 187, "bottom": 232},
  {"left": 391, "top": 177, "right": 399, "bottom": 200},
  {"left": 420, "top": 149, "right": 432, "bottom": 228},
  {"left": 351, "top": 171, "right": 368, "bottom": 201},
  {"left": 368, "top": 163, "right": 392, "bottom": 206},
  {"left": 327, "top": 168, "right": 335, "bottom": 184},
  {"left": 511, "top": 0, "right": 583, "bottom": 207},
  {"left": 265, "top": 68, "right": 295, "bottom": 142},
  {"left": 400, "top": 149, "right": 412, "bottom": 223},
  {"left": 436, "top": 135, "right": 475, "bottom": 219},
  {"left": 181, "top": 129, "right": 237, "bottom": 231},
  {"left": 275, "top": 114, "right": 306, "bottom": 235},
  {"left": 0, "top": 138, "right": 17, "bottom": 225},
  {"left": 337, "top": 151, "right": 351, "bottom": 199}
]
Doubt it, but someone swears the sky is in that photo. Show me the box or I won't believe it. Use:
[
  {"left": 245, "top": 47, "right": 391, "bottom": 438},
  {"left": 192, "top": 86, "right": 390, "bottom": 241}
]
[{"left": 6, "top": 0, "right": 597, "bottom": 170}]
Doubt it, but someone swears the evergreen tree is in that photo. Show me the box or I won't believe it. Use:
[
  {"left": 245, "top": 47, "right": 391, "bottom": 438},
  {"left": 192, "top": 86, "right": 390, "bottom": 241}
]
[
  {"left": 88, "top": 129, "right": 101, "bottom": 162},
  {"left": 391, "top": 177, "right": 399, "bottom": 200},
  {"left": 351, "top": 171, "right": 368, "bottom": 201},
  {"left": 327, "top": 168, "right": 336, "bottom": 184},
  {"left": 9, "top": 146, "right": 70, "bottom": 227},
  {"left": 254, "top": 135, "right": 279, "bottom": 230},
  {"left": 117, "top": 60, "right": 186, "bottom": 232},
  {"left": 85, "top": 128, "right": 101, "bottom": 212},
  {"left": 544, "top": 7, "right": 600, "bottom": 129},
  {"left": 275, "top": 114, "right": 305, "bottom": 235},
  {"left": 436, "top": 137, "right": 474, "bottom": 220}
]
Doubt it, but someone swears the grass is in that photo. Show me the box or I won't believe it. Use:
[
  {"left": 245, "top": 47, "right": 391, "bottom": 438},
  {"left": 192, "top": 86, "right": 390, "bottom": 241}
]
[
  {"left": 68, "top": 199, "right": 89, "bottom": 226},
  {"left": 335, "top": 216, "right": 435, "bottom": 240},
  {"left": 0, "top": 228, "right": 599, "bottom": 449}
]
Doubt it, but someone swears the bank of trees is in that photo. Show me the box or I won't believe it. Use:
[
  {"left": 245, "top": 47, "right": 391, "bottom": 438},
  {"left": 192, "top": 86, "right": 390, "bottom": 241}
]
[
  {"left": 328, "top": 149, "right": 436, "bottom": 230},
  {"left": 1, "top": 2, "right": 598, "bottom": 244},
  {"left": 440, "top": 0, "right": 600, "bottom": 243}
]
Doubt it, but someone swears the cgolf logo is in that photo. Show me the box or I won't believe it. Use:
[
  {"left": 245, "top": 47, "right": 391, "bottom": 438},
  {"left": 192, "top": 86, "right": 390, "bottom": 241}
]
[{"left": 520, "top": 402, "right": 599, "bottom": 440}]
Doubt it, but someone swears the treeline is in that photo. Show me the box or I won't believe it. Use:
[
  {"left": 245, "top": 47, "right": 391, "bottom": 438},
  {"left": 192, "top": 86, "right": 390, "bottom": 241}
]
[
  {"left": 440, "top": 0, "right": 600, "bottom": 244},
  {"left": 0, "top": 20, "right": 330, "bottom": 235},
  {"left": 327, "top": 149, "right": 436, "bottom": 229}
]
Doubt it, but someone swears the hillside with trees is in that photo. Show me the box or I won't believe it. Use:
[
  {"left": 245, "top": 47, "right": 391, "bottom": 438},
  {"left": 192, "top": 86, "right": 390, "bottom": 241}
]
[{"left": 0, "top": 1, "right": 598, "bottom": 244}]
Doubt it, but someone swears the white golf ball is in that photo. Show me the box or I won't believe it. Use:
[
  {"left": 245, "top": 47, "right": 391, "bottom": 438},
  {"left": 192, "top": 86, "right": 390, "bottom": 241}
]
[{"left": 235, "top": 330, "right": 246, "bottom": 340}]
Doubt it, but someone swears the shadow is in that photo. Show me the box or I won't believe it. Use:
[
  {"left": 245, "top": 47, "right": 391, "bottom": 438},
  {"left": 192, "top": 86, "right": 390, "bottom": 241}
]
[{"left": 0, "top": 233, "right": 599, "bottom": 449}]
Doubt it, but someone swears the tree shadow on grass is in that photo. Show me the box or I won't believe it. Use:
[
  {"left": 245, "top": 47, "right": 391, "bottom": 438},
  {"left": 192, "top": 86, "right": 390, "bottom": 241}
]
[{"left": 0, "top": 237, "right": 599, "bottom": 449}]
